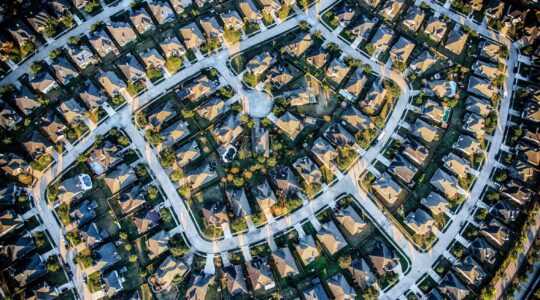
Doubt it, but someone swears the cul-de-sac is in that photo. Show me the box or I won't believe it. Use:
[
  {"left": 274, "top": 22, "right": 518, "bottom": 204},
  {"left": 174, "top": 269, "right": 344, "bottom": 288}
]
[{"left": 0, "top": 0, "right": 538, "bottom": 299}]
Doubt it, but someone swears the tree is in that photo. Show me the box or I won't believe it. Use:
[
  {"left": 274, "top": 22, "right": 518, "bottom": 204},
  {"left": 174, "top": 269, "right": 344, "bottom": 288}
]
[
  {"left": 135, "top": 164, "right": 148, "bottom": 177},
  {"left": 29, "top": 62, "right": 42, "bottom": 74},
  {"left": 181, "top": 109, "right": 194, "bottom": 118},
  {"left": 362, "top": 64, "right": 373, "bottom": 74},
  {"left": 147, "top": 186, "right": 159, "bottom": 200},
  {"left": 160, "top": 208, "right": 173, "bottom": 223},
  {"left": 160, "top": 147, "right": 176, "bottom": 169},
  {"left": 129, "top": 255, "right": 138, "bottom": 262},
  {"left": 68, "top": 36, "right": 80, "bottom": 46},
  {"left": 338, "top": 255, "right": 352, "bottom": 269},
  {"left": 298, "top": 20, "right": 309, "bottom": 31},
  {"left": 119, "top": 231, "right": 128, "bottom": 240},
  {"left": 46, "top": 257, "right": 60, "bottom": 272},
  {"left": 170, "top": 169, "right": 184, "bottom": 181},
  {"left": 62, "top": 15, "right": 75, "bottom": 28},
  {"left": 146, "top": 66, "right": 163, "bottom": 81},
  {"left": 243, "top": 72, "right": 258, "bottom": 87},
  {"left": 77, "top": 153, "right": 88, "bottom": 163},
  {"left": 165, "top": 56, "right": 183, "bottom": 73},
  {"left": 49, "top": 48, "right": 62, "bottom": 60},
  {"left": 364, "top": 44, "right": 376, "bottom": 56},
  {"left": 171, "top": 245, "right": 189, "bottom": 257},
  {"left": 325, "top": 42, "right": 340, "bottom": 54}
]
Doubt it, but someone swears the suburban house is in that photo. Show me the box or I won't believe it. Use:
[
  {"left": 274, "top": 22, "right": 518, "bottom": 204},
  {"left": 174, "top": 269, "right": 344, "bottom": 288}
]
[
  {"left": 349, "top": 15, "right": 375, "bottom": 40},
  {"left": 88, "top": 29, "right": 119, "bottom": 58},
  {"left": 245, "top": 259, "right": 275, "bottom": 291},
  {"left": 140, "top": 48, "right": 166, "bottom": 71},
  {"left": 161, "top": 120, "right": 190, "bottom": 147},
  {"left": 118, "top": 55, "right": 147, "bottom": 84},
  {"left": 179, "top": 23, "right": 205, "bottom": 50},
  {"left": 453, "top": 256, "right": 486, "bottom": 287},
  {"left": 368, "top": 25, "right": 394, "bottom": 57},
  {"left": 12, "top": 86, "right": 41, "bottom": 116},
  {"left": 412, "top": 118, "right": 439, "bottom": 143},
  {"left": 58, "top": 98, "right": 87, "bottom": 125},
  {"left": 269, "top": 165, "right": 302, "bottom": 197},
  {"left": 341, "top": 105, "right": 371, "bottom": 131},
  {"left": 30, "top": 72, "right": 58, "bottom": 94},
  {"left": 272, "top": 247, "right": 299, "bottom": 278},
  {"left": 159, "top": 36, "right": 186, "bottom": 58},
  {"left": 98, "top": 71, "right": 126, "bottom": 97},
  {"left": 222, "top": 265, "right": 247, "bottom": 295},
  {"left": 245, "top": 52, "right": 275, "bottom": 75},
  {"left": 106, "top": 22, "right": 137, "bottom": 47},
  {"left": 40, "top": 112, "right": 67, "bottom": 144},
  {"left": 133, "top": 209, "right": 160, "bottom": 234},
  {"left": 500, "top": 179, "right": 531, "bottom": 206},
  {"left": 327, "top": 273, "right": 357, "bottom": 299},
  {"left": 0, "top": 153, "right": 29, "bottom": 177},
  {"left": 200, "top": 17, "right": 224, "bottom": 43},
  {"left": 348, "top": 258, "right": 376, "bottom": 290},
  {"left": 430, "top": 168, "right": 464, "bottom": 200},
  {"left": 118, "top": 185, "right": 146, "bottom": 215},
  {"left": 197, "top": 97, "right": 227, "bottom": 121},
  {"left": 405, "top": 208, "right": 435, "bottom": 235},
  {"left": 438, "top": 272, "right": 469, "bottom": 300},
  {"left": 388, "top": 155, "right": 418, "bottom": 184},
  {"left": 88, "top": 141, "right": 120, "bottom": 175},
  {"left": 424, "top": 16, "right": 447, "bottom": 42},
  {"left": 149, "top": 256, "right": 189, "bottom": 292},
  {"left": 175, "top": 140, "right": 201, "bottom": 167},
  {"left": 239, "top": 0, "right": 262, "bottom": 23},
  {"left": 324, "top": 123, "right": 357, "bottom": 148},
  {"left": 326, "top": 59, "right": 351, "bottom": 84},
  {"left": 21, "top": 132, "right": 54, "bottom": 159},
  {"left": 310, "top": 137, "right": 339, "bottom": 172},
  {"left": 340, "top": 69, "right": 367, "bottom": 101},
  {"left": 409, "top": 51, "right": 437, "bottom": 75},
  {"left": 293, "top": 156, "right": 322, "bottom": 186},
  {"left": 220, "top": 11, "right": 245, "bottom": 31},
  {"left": 103, "top": 163, "right": 137, "bottom": 195},
  {"left": 284, "top": 32, "right": 312, "bottom": 57},
  {"left": 0, "top": 101, "right": 21, "bottom": 130},
  {"left": 335, "top": 205, "right": 366, "bottom": 237},
  {"left": 469, "top": 238, "right": 497, "bottom": 265},
  {"left": 148, "top": 0, "right": 176, "bottom": 24},
  {"left": 129, "top": 9, "right": 157, "bottom": 34},
  {"left": 380, "top": 0, "right": 404, "bottom": 21},
  {"left": 275, "top": 112, "right": 304, "bottom": 141},
  {"left": 390, "top": 37, "right": 415, "bottom": 63},
  {"left": 453, "top": 134, "right": 481, "bottom": 158},
  {"left": 226, "top": 188, "right": 252, "bottom": 217},
  {"left": 283, "top": 87, "right": 317, "bottom": 107},
  {"left": 371, "top": 172, "right": 403, "bottom": 206},
  {"left": 213, "top": 112, "right": 243, "bottom": 146},
  {"left": 466, "top": 96, "right": 493, "bottom": 117},
  {"left": 445, "top": 29, "right": 468, "bottom": 55},
  {"left": 402, "top": 6, "right": 425, "bottom": 32},
  {"left": 366, "top": 241, "right": 400, "bottom": 276},
  {"left": 177, "top": 163, "right": 218, "bottom": 189},
  {"left": 443, "top": 152, "right": 470, "bottom": 178},
  {"left": 467, "top": 76, "right": 499, "bottom": 99},
  {"left": 295, "top": 235, "right": 320, "bottom": 265},
  {"left": 421, "top": 191, "right": 450, "bottom": 216},
  {"left": 316, "top": 222, "right": 347, "bottom": 255}
]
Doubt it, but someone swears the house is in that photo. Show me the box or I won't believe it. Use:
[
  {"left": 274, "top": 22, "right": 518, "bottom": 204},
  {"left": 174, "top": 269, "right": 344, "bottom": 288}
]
[
  {"left": 480, "top": 40, "right": 504, "bottom": 63},
  {"left": 490, "top": 200, "right": 519, "bottom": 223},
  {"left": 402, "top": 6, "right": 425, "bottom": 32},
  {"left": 366, "top": 241, "right": 399, "bottom": 276},
  {"left": 213, "top": 113, "right": 243, "bottom": 145},
  {"left": 327, "top": 273, "right": 356, "bottom": 299},
  {"left": 371, "top": 172, "right": 402, "bottom": 206},
  {"left": 472, "top": 61, "right": 502, "bottom": 81},
  {"left": 27, "top": 10, "right": 51, "bottom": 34},
  {"left": 405, "top": 208, "right": 435, "bottom": 235},
  {"left": 341, "top": 105, "right": 371, "bottom": 131},
  {"left": 453, "top": 134, "right": 481, "bottom": 158},
  {"left": 422, "top": 99, "right": 445, "bottom": 124},
  {"left": 88, "top": 141, "right": 120, "bottom": 175},
  {"left": 270, "top": 165, "right": 302, "bottom": 197},
  {"left": 10, "top": 254, "right": 46, "bottom": 288},
  {"left": 348, "top": 258, "right": 376, "bottom": 290},
  {"left": 222, "top": 265, "right": 248, "bottom": 295},
  {"left": 199, "top": 17, "right": 224, "bottom": 42},
  {"left": 148, "top": 0, "right": 175, "bottom": 24},
  {"left": 306, "top": 48, "right": 329, "bottom": 69},
  {"left": 284, "top": 32, "right": 312, "bottom": 57},
  {"left": 421, "top": 191, "right": 450, "bottom": 216},
  {"left": 509, "top": 160, "right": 537, "bottom": 184},
  {"left": 92, "top": 242, "right": 121, "bottom": 272},
  {"left": 390, "top": 37, "right": 415, "bottom": 63},
  {"left": 133, "top": 209, "right": 160, "bottom": 234},
  {"left": 334, "top": 4, "right": 355, "bottom": 26},
  {"left": 148, "top": 101, "right": 176, "bottom": 129},
  {"left": 149, "top": 256, "right": 189, "bottom": 292},
  {"left": 368, "top": 25, "right": 394, "bottom": 56},
  {"left": 88, "top": 29, "right": 119, "bottom": 58},
  {"left": 325, "top": 59, "right": 350, "bottom": 84},
  {"left": 40, "top": 112, "right": 67, "bottom": 144},
  {"left": 30, "top": 282, "right": 59, "bottom": 299},
  {"left": 466, "top": 96, "right": 493, "bottom": 117},
  {"left": 58, "top": 98, "right": 87, "bottom": 125},
  {"left": 430, "top": 169, "right": 464, "bottom": 200},
  {"left": 467, "top": 76, "right": 498, "bottom": 99},
  {"left": 239, "top": 0, "right": 262, "bottom": 23},
  {"left": 146, "top": 230, "right": 169, "bottom": 260},
  {"left": 0, "top": 185, "right": 20, "bottom": 206},
  {"left": 30, "top": 72, "right": 58, "bottom": 94},
  {"left": 103, "top": 270, "right": 124, "bottom": 297},
  {"left": 295, "top": 235, "right": 320, "bottom": 265},
  {"left": 500, "top": 179, "right": 531, "bottom": 206},
  {"left": 246, "top": 52, "right": 275, "bottom": 75},
  {"left": 170, "top": 0, "right": 191, "bottom": 14},
  {"left": 0, "top": 210, "right": 22, "bottom": 237},
  {"left": 98, "top": 71, "right": 126, "bottom": 97},
  {"left": 56, "top": 174, "right": 92, "bottom": 204},
  {"left": 179, "top": 23, "right": 205, "bottom": 50},
  {"left": 389, "top": 155, "right": 418, "bottom": 184},
  {"left": 201, "top": 201, "right": 228, "bottom": 225},
  {"left": 293, "top": 157, "right": 322, "bottom": 186},
  {"left": 349, "top": 15, "right": 376, "bottom": 40},
  {"left": 130, "top": 9, "right": 156, "bottom": 35},
  {"left": 335, "top": 205, "right": 366, "bottom": 237},
  {"left": 523, "top": 124, "right": 540, "bottom": 146},
  {"left": 480, "top": 218, "right": 510, "bottom": 247},
  {"left": 12, "top": 85, "right": 40, "bottom": 116},
  {"left": 220, "top": 10, "right": 245, "bottom": 31},
  {"left": 0, "top": 153, "right": 29, "bottom": 177},
  {"left": 21, "top": 132, "right": 54, "bottom": 159},
  {"left": 276, "top": 112, "right": 304, "bottom": 140},
  {"left": 403, "top": 138, "right": 430, "bottom": 166},
  {"left": 178, "top": 163, "right": 218, "bottom": 189},
  {"left": 66, "top": 44, "right": 99, "bottom": 70},
  {"left": 469, "top": 238, "right": 497, "bottom": 265},
  {"left": 175, "top": 140, "right": 201, "bottom": 167},
  {"left": 304, "top": 282, "right": 329, "bottom": 300},
  {"left": 412, "top": 118, "right": 439, "bottom": 143},
  {"left": 140, "top": 48, "right": 166, "bottom": 70},
  {"left": 118, "top": 55, "right": 147, "bottom": 83},
  {"left": 246, "top": 259, "right": 275, "bottom": 291},
  {"left": 107, "top": 22, "right": 137, "bottom": 47},
  {"left": 340, "top": 69, "right": 367, "bottom": 101},
  {"left": 443, "top": 152, "right": 470, "bottom": 178},
  {"left": 260, "top": 0, "right": 282, "bottom": 15},
  {"left": 266, "top": 65, "right": 294, "bottom": 88},
  {"left": 177, "top": 75, "right": 216, "bottom": 102},
  {"left": 226, "top": 188, "right": 251, "bottom": 217},
  {"left": 283, "top": 87, "right": 317, "bottom": 107},
  {"left": 103, "top": 164, "right": 137, "bottom": 195},
  {"left": 426, "top": 80, "right": 457, "bottom": 98},
  {"left": 316, "top": 222, "right": 347, "bottom": 255},
  {"left": 70, "top": 199, "right": 98, "bottom": 225},
  {"left": 272, "top": 247, "right": 299, "bottom": 278},
  {"left": 523, "top": 102, "right": 540, "bottom": 123},
  {"left": 438, "top": 272, "right": 469, "bottom": 300},
  {"left": 454, "top": 256, "right": 486, "bottom": 287},
  {"left": 363, "top": 0, "right": 381, "bottom": 9},
  {"left": 252, "top": 124, "right": 270, "bottom": 157},
  {"left": 311, "top": 137, "right": 339, "bottom": 171},
  {"left": 186, "top": 274, "right": 216, "bottom": 300},
  {"left": 161, "top": 120, "right": 190, "bottom": 147},
  {"left": 159, "top": 36, "right": 186, "bottom": 58},
  {"left": 324, "top": 123, "right": 356, "bottom": 148},
  {"left": 380, "top": 0, "right": 404, "bottom": 21},
  {"left": 424, "top": 16, "right": 447, "bottom": 42},
  {"left": 445, "top": 29, "right": 468, "bottom": 55},
  {"left": 118, "top": 185, "right": 146, "bottom": 215},
  {"left": 409, "top": 51, "right": 437, "bottom": 75},
  {"left": 46, "top": 57, "right": 78, "bottom": 86},
  {"left": 1, "top": 230, "right": 36, "bottom": 264},
  {"left": 362, "top": 83, "right": 387, "bottom": 113},
  {"left": 80, "top": 222, "right": 108, "bottom": 247},
  {"left": 0, "top": 101, "right": 21, "bottom": 130}
]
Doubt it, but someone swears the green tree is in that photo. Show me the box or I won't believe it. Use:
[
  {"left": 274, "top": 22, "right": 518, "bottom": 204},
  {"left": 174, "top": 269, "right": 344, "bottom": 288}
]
[{"left": 29, "top": 62, "right": 43, "bottom": 74}]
